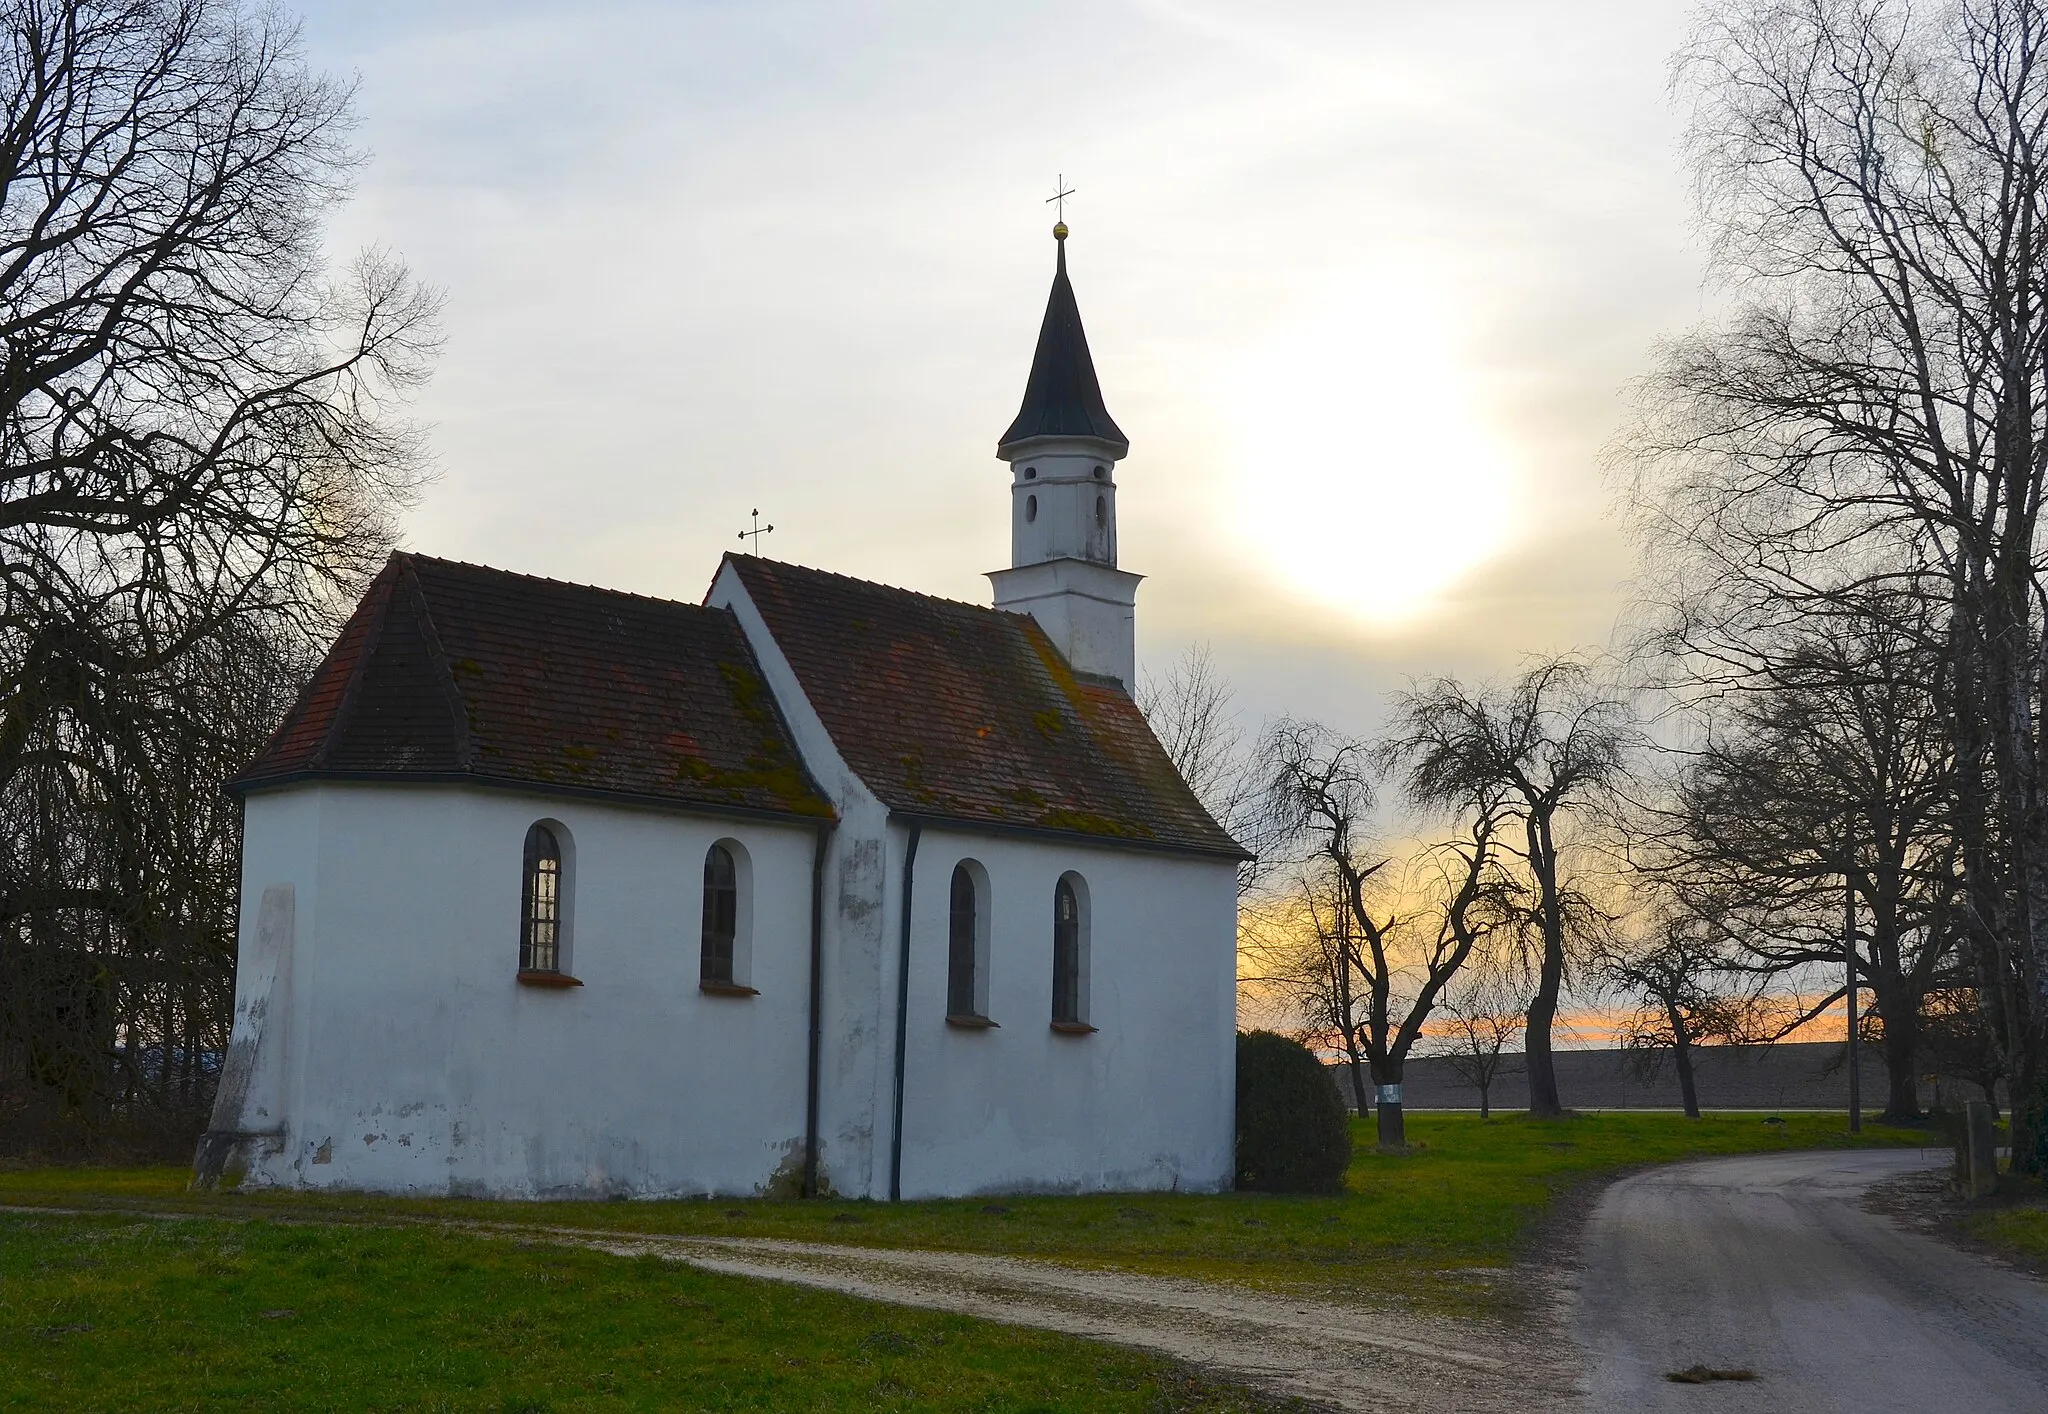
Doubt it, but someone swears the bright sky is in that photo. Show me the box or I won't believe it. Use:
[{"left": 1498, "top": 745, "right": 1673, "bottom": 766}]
[{"left": 298, "top": 0, "right": 1709, "bottom": 740}]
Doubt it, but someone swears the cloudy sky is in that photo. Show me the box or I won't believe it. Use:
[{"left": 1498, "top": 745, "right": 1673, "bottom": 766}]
[{"left": 295, "top": 0, "right": 1710, "bottom": 741}]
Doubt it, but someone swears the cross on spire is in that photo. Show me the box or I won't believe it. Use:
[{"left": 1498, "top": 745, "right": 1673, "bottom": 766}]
[
  {"left": 1046, "top": 174, "right": 1074, "bottom": 226},
  {"left": 737, "top": 509, "right": 775, "bottom": 555}
]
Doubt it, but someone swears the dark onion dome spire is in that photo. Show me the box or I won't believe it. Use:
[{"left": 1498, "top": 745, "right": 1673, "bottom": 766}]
[{"left": 998, "top": 224, "right": 1129, "bottom": 456}]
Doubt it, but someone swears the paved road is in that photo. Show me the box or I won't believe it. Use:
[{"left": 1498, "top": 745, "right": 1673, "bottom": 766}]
[{"left": 1573, "top": 1147, "right": 2048, "bottom": 1412}]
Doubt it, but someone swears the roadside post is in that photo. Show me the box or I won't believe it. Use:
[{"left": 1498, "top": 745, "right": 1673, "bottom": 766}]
[
  {"left": 1965, "top": 1100, "right": 1998, "bottom": 1199},
  {"left": 1844, "top": 860, "right": 1861, "bottom": 1133}
]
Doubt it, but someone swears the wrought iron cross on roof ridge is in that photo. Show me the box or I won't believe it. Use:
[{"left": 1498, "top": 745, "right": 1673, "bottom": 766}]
[
  {"left": 737, "top": 508, "right": 774, "bottom": 555},
  {"left": 1046, "top": 175, "right": 1074, "bottom": 224}
]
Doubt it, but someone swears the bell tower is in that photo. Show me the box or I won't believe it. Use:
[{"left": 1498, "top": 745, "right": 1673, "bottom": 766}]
[{"left": 987, "top": 221, "right": 1143, "bottom": 685}]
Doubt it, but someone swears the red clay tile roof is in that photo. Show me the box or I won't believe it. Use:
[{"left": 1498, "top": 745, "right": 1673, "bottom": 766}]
[
  {"left": 233, "top": 554, "right": 833, "bottom": 821},
  {"left": 724, "top": 556, "right": 1242, "bottom": 857}
]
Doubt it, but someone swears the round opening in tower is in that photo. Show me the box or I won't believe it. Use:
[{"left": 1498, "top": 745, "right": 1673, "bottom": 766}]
[
  {"left": 1094, "top": 495, "right": 1106, "bottom": 527},
  {"left": 1027, "top": 494, "right": 1038, "bottom": 522},
  {"left": 1024, "top": 466, "right": 1037, "bottom": 480},
  {"left": 1092, "top": 466, "right": 1106, "bottom": 480}
]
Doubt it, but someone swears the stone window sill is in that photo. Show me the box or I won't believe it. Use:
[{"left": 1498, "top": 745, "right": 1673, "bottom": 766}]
[
  {"left": 1050, "top": 1020, "right": 1097, "bottom": 1035},
  {"left": 700, "top": 979, "right": 759, "bottom": 997},
  {"left": 945, "top": 1013, "right": 999, "bottom": 1029},
  {"left": 517, "top": 970, "right": 583, "bottom": 988}
]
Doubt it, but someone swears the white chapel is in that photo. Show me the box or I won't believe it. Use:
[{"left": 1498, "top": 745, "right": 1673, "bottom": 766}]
[{"left": 195, "top": 226, "right": 1245, "bottom": 1201}]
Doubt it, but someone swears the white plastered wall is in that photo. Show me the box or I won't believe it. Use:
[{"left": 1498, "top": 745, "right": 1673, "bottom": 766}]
[
  {"left": 709, "top": 564, "right": 895, "bottom": 1198},
  {"left": 895, "top": 829, "right": 1238, "bottom": 1197},
  {"left": 710, "top": 561, "right": 1238, "bottom": 1200},
  {"left": 231, "top": 782, "right": 819, "bottom": 1197}
]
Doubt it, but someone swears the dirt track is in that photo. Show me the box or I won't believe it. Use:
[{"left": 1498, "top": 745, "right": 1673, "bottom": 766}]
[
  {"left": 3, "top": 1200, "right": 1573, "bottom": 1412},
  {"left": 27, "top": 1147, "right": 2043, "bottom": 1413},
  {"left": 574, "top": 1233, "right": 1578, "bottom": 1413}
]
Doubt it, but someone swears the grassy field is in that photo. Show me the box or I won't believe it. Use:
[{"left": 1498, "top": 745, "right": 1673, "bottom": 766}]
[
  {"left": 0, "top": 1212, "right": 1291, "bottom": 1413},
  {"left": 0, "top": 1112, "right": 1929, "bottom": 1410},
  {"left": 0, "top": 1111, "right": 1930, "bottom": 1307}
]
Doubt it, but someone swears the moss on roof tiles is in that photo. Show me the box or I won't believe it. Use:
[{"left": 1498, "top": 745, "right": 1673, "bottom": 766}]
[
  {"left": 234, "top": 553, "right": 834, "bottom": 822},
  {"left": 1038, "top": 807, "right": 1154, "bottom": 840},
  {"left": 726, "top": 556, "right": 1240, "bottom": 857}
]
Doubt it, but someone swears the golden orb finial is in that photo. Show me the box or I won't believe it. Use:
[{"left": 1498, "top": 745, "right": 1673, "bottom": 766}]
[{"left": 1053, "top": 220, "right": 1068, "bottom": 241}]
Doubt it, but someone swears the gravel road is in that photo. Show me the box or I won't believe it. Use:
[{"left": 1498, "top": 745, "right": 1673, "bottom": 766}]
[{"left": 1571, "top": 1146, "right": 2048, "bottom": 1413}]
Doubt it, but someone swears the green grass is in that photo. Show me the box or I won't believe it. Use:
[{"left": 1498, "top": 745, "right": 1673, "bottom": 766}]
[
  {"left": 0, "top": 1111, "right": 1929, "bottom": 1310},
  {"left": 1966, "top": 1186, "right": 2048, "bottom": 1268},
  {"left": 0, "top": 1213, "right": 1290, "bottom": 1413}
]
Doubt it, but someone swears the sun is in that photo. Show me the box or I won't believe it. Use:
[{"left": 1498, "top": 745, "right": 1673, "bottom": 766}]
[{"left": 1228, "top": 275, "right": 1517, "bottom": 627}]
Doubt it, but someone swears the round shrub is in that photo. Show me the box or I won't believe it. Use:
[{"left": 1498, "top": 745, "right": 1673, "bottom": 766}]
[{"left": 1235, "top": 1030, "right": 1351, "bottom": 1194}]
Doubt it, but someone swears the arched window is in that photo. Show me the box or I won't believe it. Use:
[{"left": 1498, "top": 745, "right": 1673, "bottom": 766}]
[
  {"left": 948, "top": 862, "right": 985, "bottom": 1020},
  {"left": 1052, "top": 874, "right": 1086, "bottom": 1027},
  {"left": 1094, "top": 494, "right": 1107, "bottom": 527},
  {"left": 1026, "top": 493, "right": 1038, "bottom": 522},
  {"left": 520, "top": 823, "right": 563, "bottom": 973},
  {"left": 701, "top": 844, "right": 739, "bottom": 984}
]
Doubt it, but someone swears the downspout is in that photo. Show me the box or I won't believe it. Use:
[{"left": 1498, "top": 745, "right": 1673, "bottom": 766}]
[
  {"left": 802, "top": 821, "right": 834, "bottom": 1198},
  {"left": 888, "top": 822, "right": 922, "bottom": 1201}
]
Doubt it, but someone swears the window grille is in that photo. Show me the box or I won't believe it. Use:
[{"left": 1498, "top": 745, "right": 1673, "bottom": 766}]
[
  {"left": 701, "top": 844, "right": 739, "bottom": 983},
  {"left": 521, "top": 824, "right": 562, "bottom": 972}
]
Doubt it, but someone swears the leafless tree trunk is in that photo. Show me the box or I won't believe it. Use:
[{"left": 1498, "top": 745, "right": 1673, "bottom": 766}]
[
  {"left": 0, "top": 0, "right": 437, "bottom": 1152},
  {"left": 1239, "top": 875, "right": 1374, "bottom": 1115},
  {"left": 1642, "top": 601, "right": 1960, "bottom": 1120},
  {"left": 1388, "top": 659, "right": 1635, "bottom": 1118},
  {"left": 1630, "top": 0, "right": 2048, "bottom": 1168},
  {"left": 1921, "top": 983, "right": 2008, "bottom": 1118},
  {"left": 1431, "top": 974, "right": 1524, "bottom": 1119},
  {"left": 1600, "top": 905, "right": 1767, "bottom": 1120},
  {"left": 1257, "top": 719, "right": 1513, "bottom": 1149}
]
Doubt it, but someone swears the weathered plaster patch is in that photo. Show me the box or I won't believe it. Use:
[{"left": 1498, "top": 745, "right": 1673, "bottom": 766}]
[
  {"left": 756, "top": 1138, "right": 814, "bottom": 1199},
  {"left": 838, "top": 837, "right": 883, "bottom": 926}
]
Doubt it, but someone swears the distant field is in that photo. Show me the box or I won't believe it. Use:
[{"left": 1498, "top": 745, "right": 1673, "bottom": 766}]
[
  {"left": 0, "top": 1112, "right": 1929, "bottom": 1311},
  {"left": 1375, "top": 1039, "right": 1946, "bottom": 1112}
]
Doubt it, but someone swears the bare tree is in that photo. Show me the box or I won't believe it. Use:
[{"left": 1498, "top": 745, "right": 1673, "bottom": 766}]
[
  {"left": 1139, "top": 643, "right": 1281, "bottom": 895},
  {"left": 1388, "top": 658, "right": 1635, "bottom": 1118},
  {"left": 1240, "top": 870, "right": 1375, "bottom": 1115},
  {"left": 1600, "top": 906, "right": 1763, "bottom": 1120},
  {"left": 1632, "top": 0, "right": 2048, "bottom": 1170},
  {"left": 1649, "top": 604, "right": 1960, "bottom": 1120},
  {"left": 1258, "top": 718, "right": 1513, "bottom": 1148},
  {"left": 0, "top": 0, "right": 437, "bottom": 1150},
  {"left": 1920, "top": 984, "right": 2006, "bottom": 1118},
  {"left": 1429, "top": 972, "right": 1524, "bottom": 1119}
]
